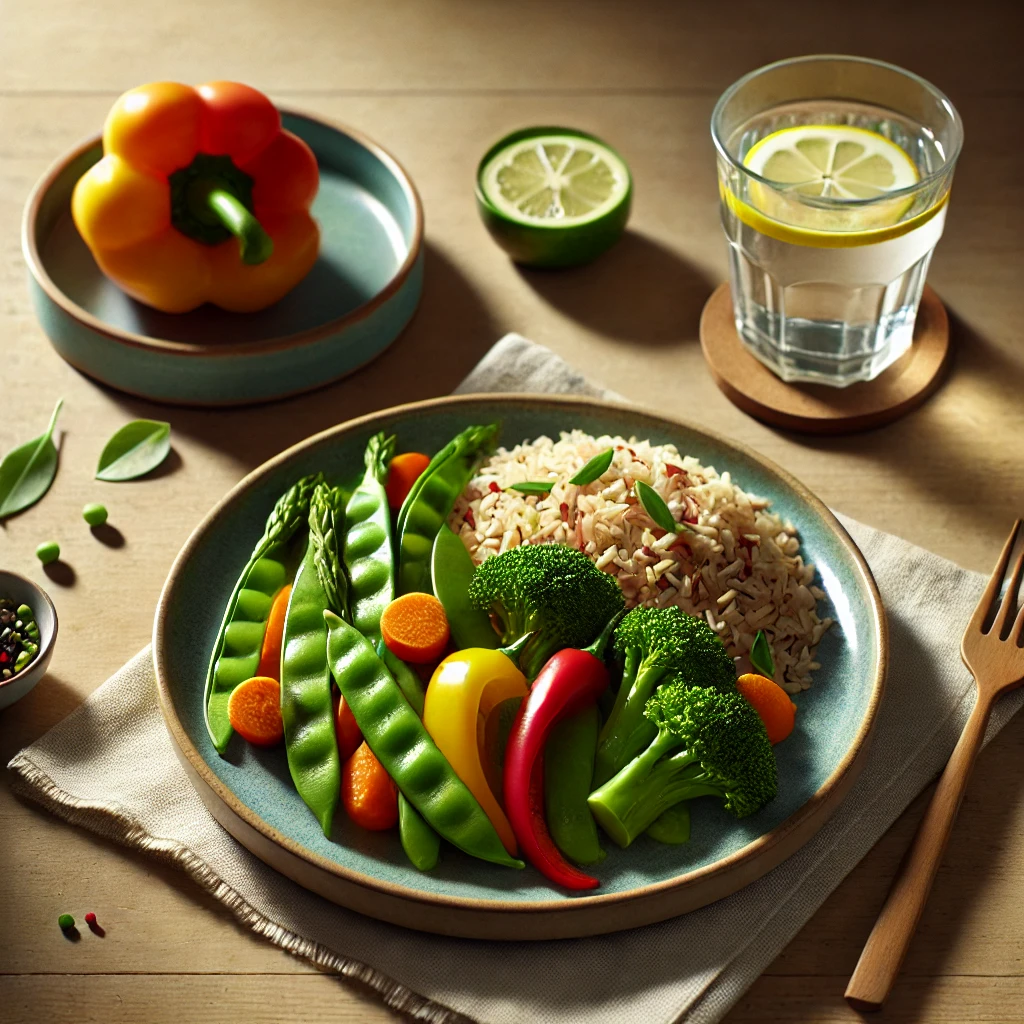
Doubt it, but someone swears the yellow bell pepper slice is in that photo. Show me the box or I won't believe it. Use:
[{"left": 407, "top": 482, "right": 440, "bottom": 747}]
[{"left": 423, "top": 649, "right": 528, "bottom": 857}]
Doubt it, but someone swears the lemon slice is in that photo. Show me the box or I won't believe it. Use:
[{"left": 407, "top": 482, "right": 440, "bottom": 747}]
[
  {"left": 476, "top": 127, "right": 633, "bottom": 267},
  {"left": 745, "top": 125, "right": 919, "bottom": 199},
  {"left": 481, "top": 133, "right": 630, "bottom": 226},
  {"left": 736, "top": 125, "right": 924, "bottom": 241}
]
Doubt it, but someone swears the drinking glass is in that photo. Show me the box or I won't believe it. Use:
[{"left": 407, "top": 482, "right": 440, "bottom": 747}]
[{"left": 712, "top": 55, "right": 962, "bottom": 387}]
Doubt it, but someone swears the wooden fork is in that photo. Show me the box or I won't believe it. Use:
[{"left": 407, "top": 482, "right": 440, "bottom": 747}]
[{"left": 846, "top": 518, "right": 1024, "bottom": 1011}]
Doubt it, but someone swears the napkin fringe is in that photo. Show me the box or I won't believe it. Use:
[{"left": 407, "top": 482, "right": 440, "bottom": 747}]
[{"left": 7, "top": 751, "right": 474, "bottom": 1024}]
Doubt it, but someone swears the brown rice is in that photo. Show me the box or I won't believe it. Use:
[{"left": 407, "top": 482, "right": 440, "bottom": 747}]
[{"left": 448, "top": 430, "right": 833, "bottom": 693}]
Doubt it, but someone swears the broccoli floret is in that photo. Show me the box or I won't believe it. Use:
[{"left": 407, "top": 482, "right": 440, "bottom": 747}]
[
  {"left": 468, "top": 544, "right": 624, "bottom": 678},
  {"left": 587, "top": 683, "right": 777, "bottom": 847},
  {"left": 592, "top": 606, "right": 736, "bottom": 786}
]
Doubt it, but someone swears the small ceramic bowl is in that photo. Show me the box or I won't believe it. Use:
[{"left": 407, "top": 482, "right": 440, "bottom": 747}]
[
  {"left": 22, "top": 110, "right": 424, "bottom": 407},
  {"left": 0, "top": 571, "right": 57, "bottom": 711}
]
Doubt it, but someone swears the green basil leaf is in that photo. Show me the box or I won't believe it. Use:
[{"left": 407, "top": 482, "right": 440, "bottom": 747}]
[
  {"left": 635, "top": 480, "right": 680, "bottom": 534},
  {"left": 569, "top": 447, "right": 615, "bottom": 486},
  {"left": 96, "top": 419, "right": 171, "bottom": 481},
  {"left": 750, "top": 629, "right": 775, "bottom": 678},
  {"left": 0, "top": 399, "right": 63, "bottom": 519},
  {"left": 507, "top": 481, "right": 555, "bottom": 496}
]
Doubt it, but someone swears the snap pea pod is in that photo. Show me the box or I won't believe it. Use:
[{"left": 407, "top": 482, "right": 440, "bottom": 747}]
[
  {"left": 431, "top": 524, "right": 499, "bottom": 650},
  {"left": 544, "top": 705, "right": 606, "bottom": 865},
  {"left": 205, "top": 473, "right": 323, "bottom": 753},
  {"left": 281, "top": 484, "right": 346, "bottom": 836},
  {"left": 375, "top": 639, "right": 425, "bottom": 717},
  {"left": 325, "top": 610, "right": 523, "bottom": 869},
  {"left": 345, "top": 433, "right": 441, "bottom": 868},
  {"left": 374, "top": 642, "right": 440, "bottom": 870},
  {"left": 343, "top": 432, "right": 397, "bottom": 642},
  {"left": 396, "top": 423, "right": 499, "bottom": 596},
  {"left": 398, "top": 793, "right": 441, "bottom": 871}
]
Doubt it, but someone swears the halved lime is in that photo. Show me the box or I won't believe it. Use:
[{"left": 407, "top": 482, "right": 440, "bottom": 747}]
[
  {"left": 476, "top": 127, "right": 632, "bottom": 268},
  {"left": 739, "top": 125, "right": 922, "bottom": 240}
]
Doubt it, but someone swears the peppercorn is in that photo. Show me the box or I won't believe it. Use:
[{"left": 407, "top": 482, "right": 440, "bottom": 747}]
[
  {"left": 58, "top": 914, "right": 74, "bottom": 930},
  {"left": 0, "top": 596, "right": 40, "bottom": 679}
]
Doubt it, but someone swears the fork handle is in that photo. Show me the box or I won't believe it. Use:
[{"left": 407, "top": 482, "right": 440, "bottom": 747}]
[{"left": 845, "top": 693, "right": 992, "bottom": 1011}]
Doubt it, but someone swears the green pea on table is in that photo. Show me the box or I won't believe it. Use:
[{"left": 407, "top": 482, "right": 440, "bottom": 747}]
[
  {"left": 35, "top": 541, "right": 60, "bottom": 565},
  {"left": 82, "top": 502, "right": 108, "bottom": 526}
]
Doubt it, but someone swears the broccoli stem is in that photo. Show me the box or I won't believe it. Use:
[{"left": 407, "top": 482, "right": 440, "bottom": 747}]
[
  {"left": 588, "top": 731, "right": 722, "bottom": 848},
  {"left": 491, "top": 602, "right": 520, "bottom": 643},
  {"left": 592, "top": 660, "right": 668, "bottom": 787},
  {"left": 519, "top": 629, "right": 568, "bottom": 680}
]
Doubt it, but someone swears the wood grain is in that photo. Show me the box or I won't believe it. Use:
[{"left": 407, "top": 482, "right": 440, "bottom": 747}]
[{"left": 1, "top": 1, "right": 1023, "bottom": 1021}]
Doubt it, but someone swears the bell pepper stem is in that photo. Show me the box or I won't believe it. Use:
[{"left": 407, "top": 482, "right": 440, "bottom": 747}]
[{"left": 204, "top": 188, "right": 274, "bottom": 266}]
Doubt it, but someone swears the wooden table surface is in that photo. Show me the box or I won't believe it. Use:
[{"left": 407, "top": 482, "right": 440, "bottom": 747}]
[{"left": 2, "top": 2, "right": 1023, "bottom": 1021}]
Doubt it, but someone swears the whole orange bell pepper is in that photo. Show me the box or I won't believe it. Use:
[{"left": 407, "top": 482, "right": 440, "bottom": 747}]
[{"left": 72, "top": 81, "right": 320, "bottom": 314}]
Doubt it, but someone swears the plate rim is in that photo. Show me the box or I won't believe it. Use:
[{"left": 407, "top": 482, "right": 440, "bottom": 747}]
[
  {"left": 153, "top": 392, "right": 887, "bottom": 929},
  {"left": 21, "top": 108, "right": 424, "bottom": 358}
]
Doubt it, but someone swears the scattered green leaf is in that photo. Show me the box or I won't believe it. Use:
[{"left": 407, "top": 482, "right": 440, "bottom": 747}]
[
  {"left": 750, "top": 629, "right": 775, "bottom": 679},
  {"left": 507, "top": 481, "right": 555, "bottom": 496},
  {"left": 96, "top": 419, "right": 171, "bottom": 482},
  {"left": 0, "top": 399, "right": 63, "bottom": 519},
  {"left": 569, "top": 447, "right": 615, "bottom": 486},
  {"left": 635, "top": 480, "right": 681, "bottom": 535}
]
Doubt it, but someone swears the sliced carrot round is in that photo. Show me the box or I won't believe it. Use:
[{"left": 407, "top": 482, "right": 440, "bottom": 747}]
[
  {"left": 386, "top": 451, "right": 431, "bottom": 510},
  {"left": 342, "top": 742, "right": 398, "bottom": 830},
  {"left": 227, "top": 676, "right": 284, "bottom": 747},
  {"left": 736, "top": 672, "right": 797, "bottom": 745},
  {"left": 380, "top": 592, "right": 450, "bottom": 664}
]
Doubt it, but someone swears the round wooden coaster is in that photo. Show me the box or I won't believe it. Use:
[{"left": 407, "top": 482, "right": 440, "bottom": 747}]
[{"left": 699, "top": 283, "right": 951, "bottom": 434}]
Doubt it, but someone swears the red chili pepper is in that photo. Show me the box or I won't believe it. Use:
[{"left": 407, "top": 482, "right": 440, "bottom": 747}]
[
  {"left": 488, "top": 481, "right": 501, "bottom": 494},
  {"left": 464, "top": 507, "right": 476, "bottom": 529},
  {"left": 502, "top": 615, "right": 620, "bottom": 890},
  {"left": 559, "top": 501, "right": 569, "bottom": 522}
]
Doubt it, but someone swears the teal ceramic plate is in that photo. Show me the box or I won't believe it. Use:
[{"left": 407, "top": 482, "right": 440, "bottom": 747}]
[
  {"left": 154, "top": 395, "right": 886, "bottom": 939},
  {"left": 22, "top": 111, "right": 423, "bottom": 407}
]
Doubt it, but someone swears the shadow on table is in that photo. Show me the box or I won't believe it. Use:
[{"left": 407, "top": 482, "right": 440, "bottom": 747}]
[
  {"left": 97, "top": 242, "right": 498, "bottom": 471},
  {"left": 515, "top": 230, "right": 715, "bottom": 346},
  {"left": 777, "top": 307, "right": 1024, "bottom": 538}
]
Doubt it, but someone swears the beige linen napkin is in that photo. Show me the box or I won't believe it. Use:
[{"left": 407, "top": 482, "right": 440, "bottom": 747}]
[{"left": 9, "top": 334, "right": 1024, "bottom": 1024}]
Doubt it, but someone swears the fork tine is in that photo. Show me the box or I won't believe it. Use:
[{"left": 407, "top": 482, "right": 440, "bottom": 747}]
[
  {"left": 1013, "top": 603, "right": 1024, "bottom": 646},
  {"left": 970, "top": 519, "right": 1022, "bottom": 634},
  {"left": 993, "top": 537, "right": 1024, "bottom": 636}
]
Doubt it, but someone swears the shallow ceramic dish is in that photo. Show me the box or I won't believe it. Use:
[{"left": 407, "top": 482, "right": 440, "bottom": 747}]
[
  {"left": 154, "top": 395, "right": 886, "bottom": 939},
  {"left": 22, "top": 111, "right": 423, "bottom": 407},
  {"left": 0, "top": 571, "right": 58, "bottom": 712}
]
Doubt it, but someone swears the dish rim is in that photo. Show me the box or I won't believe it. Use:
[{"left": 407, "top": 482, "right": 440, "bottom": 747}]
[
  {"left": 153, "top": 392, "right": 887, "bottom": 919},
  {"left": 20, "top": 108, "right": 425, "bottom": 359}
]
